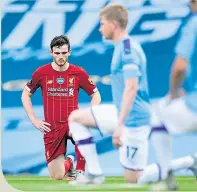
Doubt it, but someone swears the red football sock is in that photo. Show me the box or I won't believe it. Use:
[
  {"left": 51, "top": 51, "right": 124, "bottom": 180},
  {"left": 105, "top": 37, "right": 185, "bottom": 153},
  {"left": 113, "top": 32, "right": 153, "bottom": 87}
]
[
  {"left": 75, "top": 145, "right": 86, "bottom": 172},
  {"left": 64, "top": 158, "right": 72, "bottom": 175}
]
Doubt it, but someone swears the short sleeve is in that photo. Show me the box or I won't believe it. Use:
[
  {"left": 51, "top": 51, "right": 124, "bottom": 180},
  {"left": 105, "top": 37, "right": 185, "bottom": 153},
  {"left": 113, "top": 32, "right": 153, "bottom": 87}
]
[
  {"left": 122, "top": 39, "right": 141, "bottom": 80},
  {"left": 25, "top": 70, "right": 41, "bottom": 94},
  {"left": 175, "top": 16, "right": 197, "bottom": 61},
  {"left": 79, "top": 68, "right": 97, "bottom": 95}
]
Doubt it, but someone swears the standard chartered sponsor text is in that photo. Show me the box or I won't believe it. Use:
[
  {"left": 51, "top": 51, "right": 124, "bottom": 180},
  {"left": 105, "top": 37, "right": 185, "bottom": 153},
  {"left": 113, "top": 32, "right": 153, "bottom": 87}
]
[{"left": 47, "top": 87, "right": 74, "bottom": 96}]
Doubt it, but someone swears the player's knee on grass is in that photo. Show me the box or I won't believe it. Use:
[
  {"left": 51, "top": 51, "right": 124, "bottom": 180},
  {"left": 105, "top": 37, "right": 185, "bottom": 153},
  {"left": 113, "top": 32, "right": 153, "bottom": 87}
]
[
  {"left": 50, "top": 170, "right": 65, "bottom": 180},
  {"left": 124, "top": 174, "right": 137, "bottom": 183},
  {"left": 48, "top": 155, "right": 66, "bottom": 180},
  {"left": 124, "top": 169, "right": 141, "bottom": 183}
]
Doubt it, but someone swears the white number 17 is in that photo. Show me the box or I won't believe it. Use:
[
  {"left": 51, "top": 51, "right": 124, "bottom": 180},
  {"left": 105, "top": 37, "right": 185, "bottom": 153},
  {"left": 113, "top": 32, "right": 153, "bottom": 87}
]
[{"left": 127, "top": 146, "right": 138, "bottom": 160}]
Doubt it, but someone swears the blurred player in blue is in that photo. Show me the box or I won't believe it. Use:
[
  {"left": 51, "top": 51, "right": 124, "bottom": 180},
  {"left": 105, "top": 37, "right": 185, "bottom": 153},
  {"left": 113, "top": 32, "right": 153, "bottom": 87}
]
[
  {"left": 138, "top": 0, "right": 197, "bottom": 190},
  {"left": 68, "top": 4, "right": 150, "bottom": 184}
]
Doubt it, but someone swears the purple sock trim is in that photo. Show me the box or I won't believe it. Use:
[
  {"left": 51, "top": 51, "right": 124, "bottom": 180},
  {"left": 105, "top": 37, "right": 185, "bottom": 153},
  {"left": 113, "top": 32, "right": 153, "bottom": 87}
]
[
  {"left": 152, "top": 125, "right": 168, "bottom": 133},
  {"left": 77, "top": 137, "right": 94, "bottom": 145},
  {"left": 149, "top": 124, "right": 169, "bottom": 139}
]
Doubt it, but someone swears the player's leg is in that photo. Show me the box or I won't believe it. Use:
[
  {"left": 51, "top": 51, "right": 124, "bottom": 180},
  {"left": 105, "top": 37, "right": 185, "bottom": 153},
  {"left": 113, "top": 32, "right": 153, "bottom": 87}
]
[
  {"left": 119, "top": 126, "right": 149, "bottom": 183},
  {"left": 138, "top": 154, "right": 197, "bottom": 191},
  {"left": 138, "top": 97, "right": 197, "bottom": 186},
  {"left": 69, "top": 107, "right": 103, "bottom": 178},
  {"left": 137, "top": 98, "right": 173, "bottom": 185},
  {"left": 75, "top": 145, "right": 86, "bottom": 174},
  {"left": 67, "top": 136, "right": 86, "bottom": 176},
  {"left": 64, "top": 137, "right": 77, "bottom": 180},
  {"left": 44, "top": 126, "right": 74, "bottom": 180},
  {"left": 48, "top": 154, "right": 74, "bottom": 180},
  {"left": 171, "top": 154, "right": 197, "bottom": 181},
  {"left": 69, "top": 104, "right": 118, "bottom": 134},
  {"left": 161, "top": 97, "right": 197, "bottom": 181},
  {"left": 138, "top": 154, "right": 197, "bottom": 183},
  {"left": 138, "top": 98, "right": 176, "bottom": 186},
  {"left": 68, "top": 104, "right": 118, "bottom": 183}
]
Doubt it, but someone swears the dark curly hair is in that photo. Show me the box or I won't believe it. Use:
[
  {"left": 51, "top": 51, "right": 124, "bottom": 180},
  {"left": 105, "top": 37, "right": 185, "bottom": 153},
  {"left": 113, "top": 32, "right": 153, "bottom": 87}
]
[{"left": 50, "top": 35, "right": 70, "bottom": 51}]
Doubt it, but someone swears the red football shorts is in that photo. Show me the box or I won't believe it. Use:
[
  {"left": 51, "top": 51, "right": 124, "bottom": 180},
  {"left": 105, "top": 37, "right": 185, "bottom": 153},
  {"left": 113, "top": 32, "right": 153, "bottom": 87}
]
[{"left": 43, "top": 122, "right": 75, "bottom": 164}]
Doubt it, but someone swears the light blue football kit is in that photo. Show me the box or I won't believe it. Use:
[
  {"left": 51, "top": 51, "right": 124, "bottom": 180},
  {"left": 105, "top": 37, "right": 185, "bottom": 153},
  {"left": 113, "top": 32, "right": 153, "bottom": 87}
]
[
  {"left": 137, "top": 15, "right": 197, "bottom": 186},
  {"left": 175, "top": 14, "right": 197, "bottom": 113},
  {"left": 152, "top": 14, "right": 197, "bottom": 134},
  {"left": 91, "top": 36, "right": 150, "bottom": 169},
  {"left": 111, "top": 37, "right": 150, "bottom": 127}
]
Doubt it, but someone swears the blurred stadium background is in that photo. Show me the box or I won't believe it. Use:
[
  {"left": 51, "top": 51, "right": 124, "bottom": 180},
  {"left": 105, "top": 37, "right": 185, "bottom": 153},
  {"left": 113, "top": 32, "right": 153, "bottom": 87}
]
[{"left": 2, "top": 0, "right": 197, "bottom": 177}]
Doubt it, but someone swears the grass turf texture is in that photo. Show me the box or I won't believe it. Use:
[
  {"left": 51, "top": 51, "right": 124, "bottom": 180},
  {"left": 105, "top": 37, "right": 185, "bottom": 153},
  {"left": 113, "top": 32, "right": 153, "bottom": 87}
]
[{"left": 4, "top": 176, "right": 197, "bottom": 192}]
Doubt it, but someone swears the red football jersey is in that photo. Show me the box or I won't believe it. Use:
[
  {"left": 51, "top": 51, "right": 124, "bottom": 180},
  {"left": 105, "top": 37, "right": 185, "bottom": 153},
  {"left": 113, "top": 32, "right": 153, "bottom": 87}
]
[{"left": 25, "top": 63, "right": 97, "bottom": 123}]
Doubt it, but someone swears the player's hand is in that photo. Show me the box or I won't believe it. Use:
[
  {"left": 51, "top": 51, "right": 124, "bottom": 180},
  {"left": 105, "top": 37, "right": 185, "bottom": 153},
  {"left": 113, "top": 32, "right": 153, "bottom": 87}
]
[
  {"left": 32, "top": 119, "right": 51, "bottom": 134},
  {"left": 113, "top": 125, "right": 123, "bottom": 148}
]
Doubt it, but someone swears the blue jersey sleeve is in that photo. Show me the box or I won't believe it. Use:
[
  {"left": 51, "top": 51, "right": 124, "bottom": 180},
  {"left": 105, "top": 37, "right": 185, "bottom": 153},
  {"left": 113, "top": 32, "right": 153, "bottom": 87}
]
[
  {"left": 175, "top": 16, "right": 197, "bottom": 61},
  {"left": 121, "top": 39, "right": 141, "bottom": 80}
]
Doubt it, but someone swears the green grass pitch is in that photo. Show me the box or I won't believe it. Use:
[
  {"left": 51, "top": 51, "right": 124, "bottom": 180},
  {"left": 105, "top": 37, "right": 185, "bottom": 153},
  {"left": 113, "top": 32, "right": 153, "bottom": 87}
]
[{"left": 4, "top": 175, "right": 197, "bottom": 192}]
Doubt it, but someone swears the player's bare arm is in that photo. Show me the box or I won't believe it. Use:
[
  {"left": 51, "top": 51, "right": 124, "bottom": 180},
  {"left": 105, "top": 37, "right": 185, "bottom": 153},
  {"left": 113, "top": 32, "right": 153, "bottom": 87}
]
[
  {"left": 170, "top": 56, "right": 187, "bottom": 100},
  {"left": 113, "top": 78, "right": 138, "bottom": 147},
  {"left": 21, "top": 88, "right": 51, "bottom": 134},
  {"left": 90, "top": 91, "right": 101, "bottom": 106},
  {"left": 79, "top": 67, "right": 101, "bottom": 106}
]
